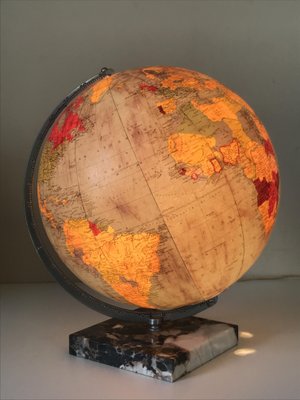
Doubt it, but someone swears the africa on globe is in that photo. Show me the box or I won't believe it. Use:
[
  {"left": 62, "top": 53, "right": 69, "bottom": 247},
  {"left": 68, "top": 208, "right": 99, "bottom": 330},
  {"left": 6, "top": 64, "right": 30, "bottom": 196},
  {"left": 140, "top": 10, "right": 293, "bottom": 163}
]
[{"left": 36, "top": 65, "right": 279, "bottom": 310}]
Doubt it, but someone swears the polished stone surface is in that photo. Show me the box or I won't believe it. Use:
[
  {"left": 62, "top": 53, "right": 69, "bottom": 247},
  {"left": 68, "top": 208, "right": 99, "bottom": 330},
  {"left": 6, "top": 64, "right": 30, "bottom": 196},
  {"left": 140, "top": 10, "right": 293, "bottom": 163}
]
[{"left": 69, "top": 317, "right": 238, "bottom": 382}]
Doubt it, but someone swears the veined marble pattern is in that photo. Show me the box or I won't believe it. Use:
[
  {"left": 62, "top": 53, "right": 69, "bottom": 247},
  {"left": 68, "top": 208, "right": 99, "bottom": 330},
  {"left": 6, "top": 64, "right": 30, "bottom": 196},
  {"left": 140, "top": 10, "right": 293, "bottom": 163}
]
[{"left": 69, "top": 316, "right": 238, "bottom": 382}]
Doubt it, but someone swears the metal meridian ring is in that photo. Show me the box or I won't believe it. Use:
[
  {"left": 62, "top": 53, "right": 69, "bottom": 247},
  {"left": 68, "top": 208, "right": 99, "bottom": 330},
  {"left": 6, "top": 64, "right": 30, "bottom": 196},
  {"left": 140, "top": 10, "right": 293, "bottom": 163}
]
[{"left": 24, "top": 67, "right": 218, "bottom": 323}]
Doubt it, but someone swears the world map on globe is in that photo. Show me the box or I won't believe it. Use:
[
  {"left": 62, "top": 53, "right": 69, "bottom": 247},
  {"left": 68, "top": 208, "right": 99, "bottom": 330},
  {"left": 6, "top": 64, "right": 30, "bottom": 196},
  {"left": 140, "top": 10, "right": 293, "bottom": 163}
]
[{"left": 36, "top": 66, "right": 279, "bottom": 309}]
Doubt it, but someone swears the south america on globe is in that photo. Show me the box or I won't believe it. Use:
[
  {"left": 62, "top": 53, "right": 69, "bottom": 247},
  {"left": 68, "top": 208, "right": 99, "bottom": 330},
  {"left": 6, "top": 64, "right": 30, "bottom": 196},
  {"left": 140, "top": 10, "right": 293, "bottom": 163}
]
[{"left": 36, "top": 66, "right": 279, "bottom": 310}]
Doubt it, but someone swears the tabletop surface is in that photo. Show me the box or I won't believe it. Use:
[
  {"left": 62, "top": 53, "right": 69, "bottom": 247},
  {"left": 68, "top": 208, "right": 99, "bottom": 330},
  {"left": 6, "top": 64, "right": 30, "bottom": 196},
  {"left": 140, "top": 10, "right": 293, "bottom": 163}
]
[{"left": 1, "top": 279, "right": 300, "bottom": 400}]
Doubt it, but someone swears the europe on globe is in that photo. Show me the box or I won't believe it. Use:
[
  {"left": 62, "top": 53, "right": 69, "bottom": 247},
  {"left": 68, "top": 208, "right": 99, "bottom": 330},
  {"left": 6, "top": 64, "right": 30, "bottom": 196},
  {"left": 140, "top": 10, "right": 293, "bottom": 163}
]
[{"left": 36, "top": 66, "right": 279, "bottom": 310}]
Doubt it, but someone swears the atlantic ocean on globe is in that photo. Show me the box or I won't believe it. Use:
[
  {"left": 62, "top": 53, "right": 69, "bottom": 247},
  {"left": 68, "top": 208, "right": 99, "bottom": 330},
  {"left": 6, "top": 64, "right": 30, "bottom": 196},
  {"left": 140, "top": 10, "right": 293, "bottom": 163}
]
[{"left": 36, "top": 66, "right": 279, "bottom": 310}]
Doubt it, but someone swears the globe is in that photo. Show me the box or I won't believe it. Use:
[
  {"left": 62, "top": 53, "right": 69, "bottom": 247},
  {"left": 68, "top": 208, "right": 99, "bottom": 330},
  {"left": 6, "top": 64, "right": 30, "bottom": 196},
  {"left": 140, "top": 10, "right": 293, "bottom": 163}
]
[{"left": 32, "top": 65, "right": 279, "bottom": 310}]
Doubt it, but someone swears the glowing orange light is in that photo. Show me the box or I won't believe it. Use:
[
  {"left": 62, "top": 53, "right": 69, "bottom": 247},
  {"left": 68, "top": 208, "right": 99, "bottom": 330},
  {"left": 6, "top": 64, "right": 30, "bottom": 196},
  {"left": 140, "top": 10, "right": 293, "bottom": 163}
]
[
  {"left": 234, "top": 348, "right": 256, "bottom": 356},
  {"left": 240, "top": 331, "right": 254, "bottom": 339}
]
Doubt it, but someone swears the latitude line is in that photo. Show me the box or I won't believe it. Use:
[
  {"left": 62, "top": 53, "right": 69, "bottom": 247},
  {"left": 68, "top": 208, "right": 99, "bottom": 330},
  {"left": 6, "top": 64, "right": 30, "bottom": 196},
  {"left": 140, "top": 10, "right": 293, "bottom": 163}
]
[{"left": 108, "top": 88, "right": 204, "bottom": 299}]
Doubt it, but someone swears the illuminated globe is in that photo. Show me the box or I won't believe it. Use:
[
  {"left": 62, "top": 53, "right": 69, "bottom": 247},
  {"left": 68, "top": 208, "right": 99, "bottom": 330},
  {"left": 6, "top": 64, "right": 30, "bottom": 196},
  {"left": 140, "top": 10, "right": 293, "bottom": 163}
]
[{"left": 31, "top": 66, "right": 279, "bottom": 310}]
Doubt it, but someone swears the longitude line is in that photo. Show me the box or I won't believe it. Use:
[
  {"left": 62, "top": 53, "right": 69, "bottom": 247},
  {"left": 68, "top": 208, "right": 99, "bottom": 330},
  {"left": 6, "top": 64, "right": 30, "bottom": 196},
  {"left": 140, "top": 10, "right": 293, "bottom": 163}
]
[
  {"left": 223, "top": 171, "right": 246, "bottom": 279},
  {"left": 73, "top": 134, "right": 125, "bottom": 301},
  {"left": 108, "top": 88, "right": 203, "bottom": 297}
]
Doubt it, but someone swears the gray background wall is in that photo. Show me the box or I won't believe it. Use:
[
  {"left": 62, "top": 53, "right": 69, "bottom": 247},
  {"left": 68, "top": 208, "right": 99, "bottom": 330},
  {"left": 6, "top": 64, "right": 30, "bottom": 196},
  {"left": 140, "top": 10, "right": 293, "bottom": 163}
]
[{"left": 1, "top": 0, "right": 299, "bottom": 283}]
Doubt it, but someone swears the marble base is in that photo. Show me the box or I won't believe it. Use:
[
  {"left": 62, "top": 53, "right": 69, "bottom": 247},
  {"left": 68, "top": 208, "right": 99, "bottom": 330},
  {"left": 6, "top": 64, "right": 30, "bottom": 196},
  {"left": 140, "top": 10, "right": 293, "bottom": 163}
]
[{"left": 69, "top": 317, "right": 238, "bottom": 382}]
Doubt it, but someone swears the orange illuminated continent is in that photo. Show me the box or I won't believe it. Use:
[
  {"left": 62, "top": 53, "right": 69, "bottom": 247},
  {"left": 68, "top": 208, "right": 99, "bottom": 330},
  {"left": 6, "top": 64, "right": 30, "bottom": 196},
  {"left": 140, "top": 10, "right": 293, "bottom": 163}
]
[
  {"left": 167, "top": 96, "right": 279, "bottom": 235},
  {"left": 156, "top": 98, "right": 176, "bottom": 114},
  {"left": 189, "top": 98, "right": 279, "bottom": 234},
  {"left": 168, "top": 133, "right": 221, "bottom": 178},
  {"left": 169, "top": 130, "right": 278, "bottom": 234},
  {"left": 90, "top": 75, "right": 113, "bottom": 104},
  {"left": 37, "top": 185, "right": 57, "bottom": 228},
  {"left": 63, "top": 219, "right": 160, "bottom": 307},
  {"left": 220, "top": 139, "right": 240, "bottom": 165}
]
